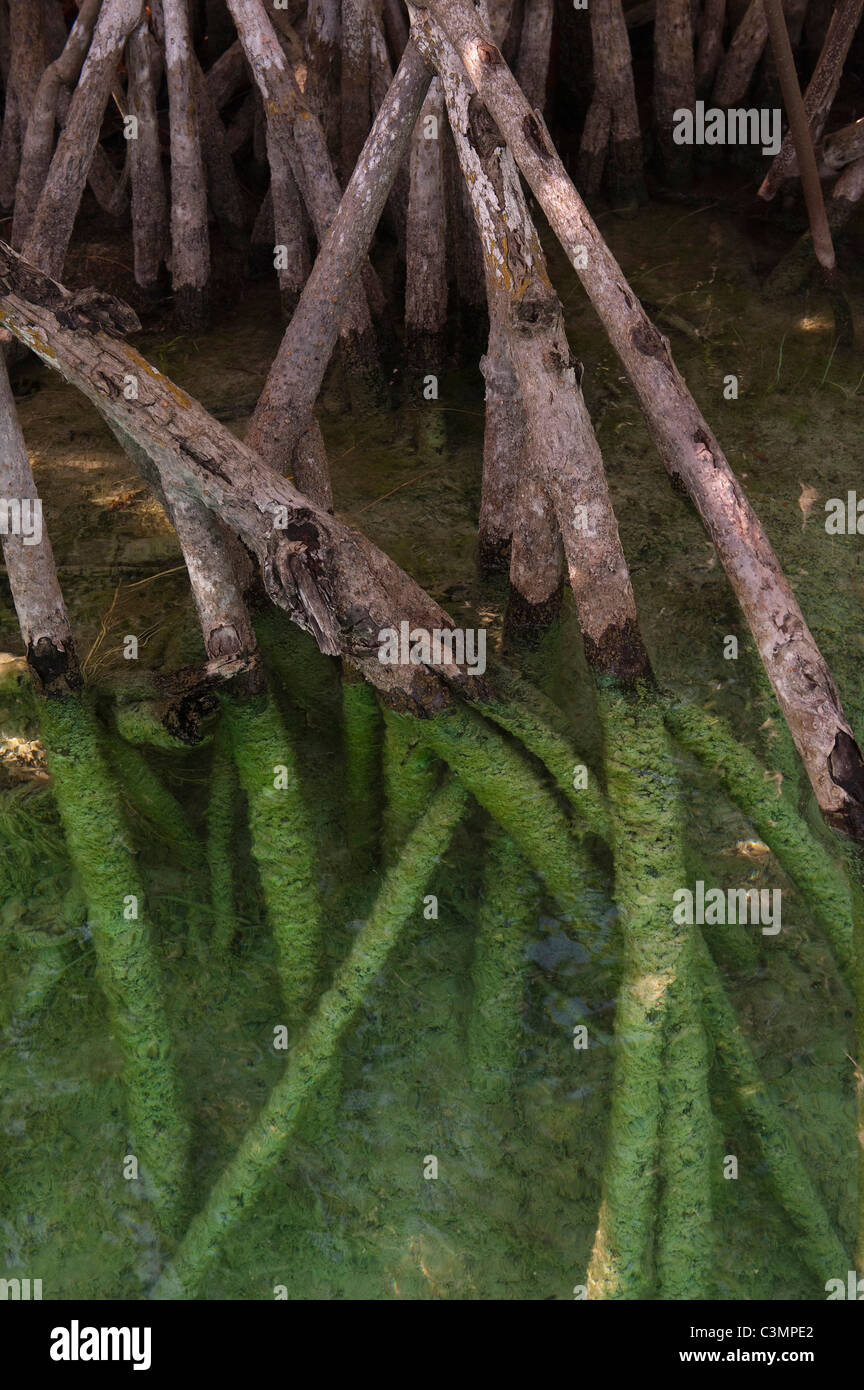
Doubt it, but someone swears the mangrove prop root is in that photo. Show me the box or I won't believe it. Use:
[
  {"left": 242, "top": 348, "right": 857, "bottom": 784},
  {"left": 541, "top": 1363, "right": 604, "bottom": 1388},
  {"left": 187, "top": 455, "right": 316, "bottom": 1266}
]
[
  {"left": 208, "top": 716, "right": 240, "bottom": 955},
  {"left": 839, "top": 844, "right": 864, "bottom": 1275},
  {"left": 381, "top": 708, "right": 441, "bottom": 864},
  {"left": 420, "top": 704, "right": 605, "bottom": 922},
  {"left": 468, "top": 829, "right": 536, "bottom": 1103},
  {"left": 588, "top": 683, "right": 711, "bottom": 1299},
  {"left": 341, "top": 666, "right": 382, "bottom": 861},
  {"left": 696, "top": 934, "right": 850, "bottom": 1283},
  {"left": 657, "top": 953, "right": 713, "bottom": 1299},
  {"left": 664, "top": 700, "right": 853, "bottom": 981},
  {"left": 39, "top": 694, "right": 190, "bottom": 1237},
  {"left": 475, "top": 664, "right": 609, "bottom": 840},
  {"left": 106, "top": 735, "right": 203, "bottom": 868},
  {"left": 222, "top": 686, "right": 322, "bottom": 1022},
  {"left": 150, "top": 777, "right": 469, "bottom": 1299}
]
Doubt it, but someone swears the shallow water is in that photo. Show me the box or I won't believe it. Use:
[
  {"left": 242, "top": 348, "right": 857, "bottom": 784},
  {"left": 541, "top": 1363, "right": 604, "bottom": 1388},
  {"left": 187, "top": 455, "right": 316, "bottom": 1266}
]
[{"left": 1, "top": 183, "right": 862, "bottom": 1299}]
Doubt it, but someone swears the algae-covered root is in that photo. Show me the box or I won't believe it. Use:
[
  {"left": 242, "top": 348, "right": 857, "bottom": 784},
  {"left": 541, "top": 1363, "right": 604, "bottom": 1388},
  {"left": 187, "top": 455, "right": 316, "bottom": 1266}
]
[
  {"left": 150, "top": 777, "right": 468, "bottom": 1299},
  {"left": 382, "top": 708, "right": 441, "bottom": 864},
  {"left": 696, "top": 933, "right": 850, "bottom": 1284},
  {"left": 665, "top": 701, "right": 853, "bottom": 980},
  {"left": 468, "top": 830, "right": 537, "bottom": 1103},
  {"left": 39, "top": 694, "right": 190, "bottom": 1236},
  {"left": 207, "top": 716, "right": 240, "bottom": 954},
  {"left": 421, "top": 704, "right": 605, "bottom": 925},
  {"left": 222, "top": 686, "right": 322, "bottom": 1022},
  {"left": 588, "top": 683, "right": 711, "bottom": 1300},
  {"left": 342, "top": 667, "right": 382, "bottom": 862}
]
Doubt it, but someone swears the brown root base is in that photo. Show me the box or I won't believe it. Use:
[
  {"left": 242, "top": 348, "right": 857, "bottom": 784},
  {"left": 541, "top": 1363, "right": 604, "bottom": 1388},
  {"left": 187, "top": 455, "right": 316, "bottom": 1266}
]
[
  {"left": 404, "top": 326, "right": 448, "bottom": 373},
  {"left": 503, "top": 582, "right": 564, "bottom": 644},
  {"left": 173, "top": 283, "right": 210, "bottom": 334},
  {"left": 582, "top": 615, "right": 653, "bottom": 684},
  {"left": 607, "top": 139, "right": 648, "bottom": 206},
  {"left": 477, "top": 532, "right": 513, "bottom": 576}
]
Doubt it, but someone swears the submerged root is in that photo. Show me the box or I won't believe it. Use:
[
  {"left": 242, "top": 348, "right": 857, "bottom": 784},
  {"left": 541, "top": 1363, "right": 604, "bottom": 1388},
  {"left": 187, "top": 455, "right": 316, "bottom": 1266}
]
[
  {"left": 468, "top": 829, "right": 537, "bottom": 1103},
  {"left": 38, "top": 694, "right": 190, "bottom": 1238},
  {"left": 588, "top": 683, "right": 711, "bottom": 1299},
  {"left": 151, "top": 777, "right": 468, "bottom": 1299},
  {"left": 207, "top": 716, "right": 240, "bottom": 954},
  {"left": 222, "top": 685, "right": 322, "bottom": 1023}
]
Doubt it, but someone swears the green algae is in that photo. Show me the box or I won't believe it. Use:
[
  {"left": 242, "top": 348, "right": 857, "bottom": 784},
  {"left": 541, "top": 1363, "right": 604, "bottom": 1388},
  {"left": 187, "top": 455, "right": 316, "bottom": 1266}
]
[
  {"left": 107, "top": 735, "right": 203, "bottom": 867},
  {"left": 468, "top": 830, "right": 537, "bottom": 1103},
  {"left": 206, "top": 716, "right": 240, "bottom": 953},
  {"left": 37, "top": 693, "right": 190, "bottom": 1238},
  {"left": 421, "top": 703, "right": 605, "bottom": 927},
  {"left": 381, "top": 707, "right": 441, "bottom": 862},
  {"left": 222, "top": 685, "right": 322, "bottom": 1022},
  {"left": 696, "top": 933, "right": 850, "bottom": 1286},
  {"left": 151, "top": 777, "right": 468, "bottom": 1299},
  {"left": 341, "top": 666, "right": 382, "bottom": 861},
  {"left": 588, "top": 681, "right": 711, "bottom": 1300},
  {"left": 664, "top": 699, "right": 854, "bottom": 980}
]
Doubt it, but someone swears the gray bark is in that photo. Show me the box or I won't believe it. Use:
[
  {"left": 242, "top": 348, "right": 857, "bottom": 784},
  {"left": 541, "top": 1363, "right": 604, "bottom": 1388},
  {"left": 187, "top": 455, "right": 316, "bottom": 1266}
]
[
  {"left": 0, "top": 240, "right": 474, "bottom": 711},
  {"left": 158, "top": 0, "right": 211, "bottom": 329},
  {"left": 341, "top": 0, "right": 372, "bottom": 182},
  {"left": 0, "top": 0, "right": 46, "bottom": 209},
  {"left": 23, "top": 0, "right": 142, "bottom": 279},
  {"left": 514, "top": 0, "right": 552, "bottom": 112},
  {"left": 11, "top": 0, "right": 102, "bottom": 249},
  {"left": 759, "top": 0, "right": 864, "bottom": 200},
  {"left": 578, "top": 0, "right": 644, "bottom": 202},
  {"left": 305, "top": 0, "right": 341, "bottom": 156},
  {"left": 245, "top": 39, "right": 432, "bottom": 474},
  {"left": 654, "top": 0, "right": 695, "bottom": 180},
  {"left": 712, "top": 0, "right": 767, "bottom": 107},
  {"left": 424, "top": 0, "right": 864, "bottom": 837},
  {"left": 127, "top": 15, "right": 169, "bottom": 292},
  {"left": 405, "top": 77, "right": 447, "bottom": 365},
  {"left": 0, "top": 351, "right": 80, "bottom": 693}
]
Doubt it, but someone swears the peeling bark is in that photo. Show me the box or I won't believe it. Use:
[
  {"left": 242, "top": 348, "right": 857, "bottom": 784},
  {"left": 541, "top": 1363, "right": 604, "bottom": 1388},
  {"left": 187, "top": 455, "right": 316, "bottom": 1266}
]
[{"left": 0, "top": 240, "right": 477, "bottom": 712}]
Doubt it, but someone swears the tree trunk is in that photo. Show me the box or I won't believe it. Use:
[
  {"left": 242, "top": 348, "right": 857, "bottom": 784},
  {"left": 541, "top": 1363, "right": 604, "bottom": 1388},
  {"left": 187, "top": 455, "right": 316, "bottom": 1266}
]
[
  {"left": 11, "top": 0, "right": 102, "bottom": 249},
  {"left": 0, "top": 239, "right": 472, "bottom": 711},
  {"left": 514, "top": 0, "right": 552, "bottom": 112},
  {"left": 0, "top": 0, "right": 45, "bottom": 209},
  {"left": 226, "top": 0, "right": 380, "bottom": 384},
  {"left": 712, "top": 0, "right": 767, "bottom": 107},
  {"left": 654, "top": 0, "right": 695, "bottom": 182},
  {"left": 478, "top": 295, "right": 521, "bottom": 571},
  {"left": 305, "top": 0, "right": 341, "bottom": 158},
  {"left": 405, "top": 77, "right": 448, "bottom": 366},
  {"left": 127, "top": 15, "right": 169, "bottom": 294},
  {"left": 578, "top": 0, "right": 644, "bottom": 203},
  {"left": 205, "top": 36, "right": 248, "bottom": 110},
  {"left": 0, "top": 351, "right": 80, "bottom": 694},
  {"left": 23, "top": 0, "right": 142, "bottom": 279},
  {"left": 695, "top": 0, "right": 725, "bottom": 90},
  {"left": 423, "top": 0, "right": 864, "bottom": 837},
  {"left": 414, "top": 5, "right": 647, "bottom": 669},
  {"left": 245, "top": 38, "right": 432, "bottom": 473},
  {"left": 158, "top": 0, "right": 211, "bottom": 329},
  {"left": 193, "top": 53, "right": 247, "bottom": 244},
  {"left": 759, "top": 0, "right": 864, "bottom": 200},
  {"left": 341, "top": 0, "right": 372, "bottom": 182}
]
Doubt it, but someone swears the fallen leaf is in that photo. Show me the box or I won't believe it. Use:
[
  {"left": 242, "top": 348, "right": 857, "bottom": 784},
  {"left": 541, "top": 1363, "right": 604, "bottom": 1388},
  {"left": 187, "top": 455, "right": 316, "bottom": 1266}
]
[{"left": 798, "top": 481, "right": 819, "bottom": 530}]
